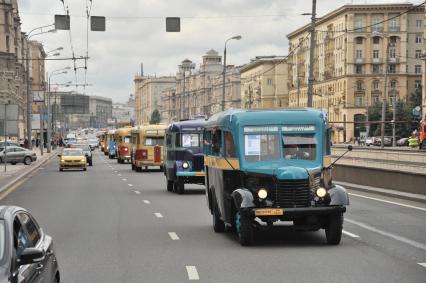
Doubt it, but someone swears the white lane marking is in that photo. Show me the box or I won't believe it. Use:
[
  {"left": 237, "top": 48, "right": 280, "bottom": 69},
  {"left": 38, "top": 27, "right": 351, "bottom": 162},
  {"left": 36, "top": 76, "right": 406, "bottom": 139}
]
[
  {"left": 348, "top": 193, "right": 426, "bottom": 212},
  {"left": 114, "top": 170, "right": 118, "bottom": 173},
  {"left": 143, "top": 200, "right": 150, "bottom": 204},
  {"left": 128, "top": 184, "right": 133, "bottom": 187},
  {"left": 418, "top": 262, "right": 426, "bottom": 268},
  {"left": 154, "top": 212, "right": 163, "bottom": 218},
  {"left": 134, "top": 190, "right": 141, "bottom": 194},
  {"left": 186, "top": 266, "right": 200, "bottom": 280},
  {"left": 118, "top": 174, "right": 122, "bottom": 176},
  {"left": 122, "top": 178, "right": 127, "bottom": 181},
  {"left": 342, "top": 230, "right": 360, "bottom": 238},
  {"left": 168, "top": 232, "right": 180, "bottom": 240},
  {"left": 346, "top": 218, "right": 426, "bottom": 251}
]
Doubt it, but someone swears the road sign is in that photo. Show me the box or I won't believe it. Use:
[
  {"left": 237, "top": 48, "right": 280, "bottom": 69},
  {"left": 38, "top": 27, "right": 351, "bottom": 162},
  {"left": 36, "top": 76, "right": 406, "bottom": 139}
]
[
  {"left": 33, "top": 90, "right": 45, "bottom": 102},
  {"left": 166, "top": 17, "right": 180, "bottom": 32},
  {"left": 91, "top": 16, "right": 106, "bottom": 31},
  {"left": 0, "top": 104, "right": 19, "bottom": 136},
  {"left": 55, "top": 15, "right": 70, "bottom": 30}
]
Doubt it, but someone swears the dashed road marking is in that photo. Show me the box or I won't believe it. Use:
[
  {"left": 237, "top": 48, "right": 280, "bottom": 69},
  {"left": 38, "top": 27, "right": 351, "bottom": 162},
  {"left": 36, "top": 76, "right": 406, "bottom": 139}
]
[
  {"left": 143, "top": 200, "right": 150, "bottom": 204},
  {"left": 168, "top": 232, "right": 180, "bottom": 240},
  {"left": 418, "top": 262, "right": 426, "bottom": 268},
  {"left": 154, "top": 212, "right": 163, "bottom": 218},
  {"left": 134, "top": 190, "right": 141, "bottom": 194},
  {"left": 346, "top": 218, "right": 426, "bottom": 251},
  {"left": 122, "top": 178, "right": 127, "bottom": 181},
  {"left": 114, "top": 170, "right": 118, "bottom": 173},
  {"left": 128, "top": 184, "right": 133, "bottom": 187},
  {"left": 342, "top": 230, "right": 360, "bottom": 238},
  {"left": 118, "top": 173, "right": 121, "bottom": 176},
  {"left": 186, "top": 266, "right": 199, "bottom": 280},
  {"left": 348, "top": 193, "right": 426, "bottom": 212}
]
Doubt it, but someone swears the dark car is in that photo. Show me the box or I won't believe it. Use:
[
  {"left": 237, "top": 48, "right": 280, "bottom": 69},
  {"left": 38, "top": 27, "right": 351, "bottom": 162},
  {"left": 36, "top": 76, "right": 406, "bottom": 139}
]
[
  {"left": 0, "top": 206, "right": 60, "bottom": 283},
  {"left": 70, "top": 144, "right": 93, "bottom": 166},
  {"left": 0, "top": 146, "right": 37, "bottom": 165}
]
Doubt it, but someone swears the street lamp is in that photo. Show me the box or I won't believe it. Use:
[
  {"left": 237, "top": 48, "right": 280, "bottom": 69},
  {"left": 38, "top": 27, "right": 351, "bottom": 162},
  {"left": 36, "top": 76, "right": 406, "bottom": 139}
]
[
  {"left": 24, "top": 24, "right": 56, "bottom": 149},
  {"left": 222, "top": 35, "right": 242, "bottom": 111},
  {"left": 47, "top": 67, "right": 70, "bottom": 152}
]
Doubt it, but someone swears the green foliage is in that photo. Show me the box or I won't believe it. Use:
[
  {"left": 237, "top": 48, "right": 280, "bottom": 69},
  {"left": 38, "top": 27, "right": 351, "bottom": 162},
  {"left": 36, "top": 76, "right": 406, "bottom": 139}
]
[{"left": 149, "top": 109, "right": 161, "bottom": 124}]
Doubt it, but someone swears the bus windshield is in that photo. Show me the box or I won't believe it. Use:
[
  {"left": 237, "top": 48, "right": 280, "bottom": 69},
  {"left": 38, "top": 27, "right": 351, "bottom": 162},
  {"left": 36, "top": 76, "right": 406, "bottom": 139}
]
[
  {"left": 181, "top": 133, "right": 201, "bottom": 148},
  {"left": 283, "top": 134, "right": 316, "bottom": 160},
  {"left": 144, "top": 137, "right": 164, "bottom": 146}
]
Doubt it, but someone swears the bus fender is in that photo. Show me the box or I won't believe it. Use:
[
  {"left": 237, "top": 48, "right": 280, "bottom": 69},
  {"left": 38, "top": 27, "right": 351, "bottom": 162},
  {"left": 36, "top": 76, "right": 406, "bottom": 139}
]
[
  {"left": 329, "top": 184, "right": 349, "bottom": 206},
  {"left": 231, "top": 188, "right": 255, "bottom": 209}
]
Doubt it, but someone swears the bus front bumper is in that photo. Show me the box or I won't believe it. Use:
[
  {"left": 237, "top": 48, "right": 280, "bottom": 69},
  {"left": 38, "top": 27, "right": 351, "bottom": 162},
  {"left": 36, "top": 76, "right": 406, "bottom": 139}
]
[
  {"left": 176, "top": 171, "right": 205, "bottom": 177},
  {"left": 248, "top": 206, "right": 346, "bottom": 220}
]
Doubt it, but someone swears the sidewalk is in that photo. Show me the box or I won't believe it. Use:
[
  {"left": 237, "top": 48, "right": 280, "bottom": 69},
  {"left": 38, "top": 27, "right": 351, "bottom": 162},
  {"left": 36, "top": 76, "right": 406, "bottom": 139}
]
[{"left": 0, "top": 147, "right": 58, "bottom": 193}]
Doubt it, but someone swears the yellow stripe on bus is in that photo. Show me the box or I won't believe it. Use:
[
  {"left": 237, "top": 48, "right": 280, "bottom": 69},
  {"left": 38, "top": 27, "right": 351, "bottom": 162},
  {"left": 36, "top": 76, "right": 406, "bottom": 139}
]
[{"left": 205, "top": 156, "right": 240, "bottom": 170}]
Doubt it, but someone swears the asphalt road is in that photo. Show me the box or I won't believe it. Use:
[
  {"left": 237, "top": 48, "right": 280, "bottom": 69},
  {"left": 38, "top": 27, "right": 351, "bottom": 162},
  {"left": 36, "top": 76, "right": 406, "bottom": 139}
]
[{"left": 1, "top": 150, "right": 425, "bottom": 283}]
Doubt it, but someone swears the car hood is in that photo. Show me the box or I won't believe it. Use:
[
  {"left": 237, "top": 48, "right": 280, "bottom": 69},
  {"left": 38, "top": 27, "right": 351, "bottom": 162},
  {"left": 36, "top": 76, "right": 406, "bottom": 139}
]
[{"left": 242, "top": 161, "right": 321, "bottom": 180}]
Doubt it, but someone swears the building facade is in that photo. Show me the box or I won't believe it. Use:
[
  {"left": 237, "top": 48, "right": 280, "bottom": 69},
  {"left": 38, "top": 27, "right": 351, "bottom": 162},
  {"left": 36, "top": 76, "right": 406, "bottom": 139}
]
[
  {"left": 89, "top": 95, "right": 112, "bottom": 128},
  {"left": 422, "top": 4, "right": 426, "bottom": 120},
  {"left": 240, "top": 56, "right": 289, "bottom": 109},
  {"left": 112, "top": 101, "right": 134, "bottom": 126},
  {"left": 287, "top": 3, "right": 424, "bottom": 143},
  {"left": 161, "top": 50, "right": 241, "bottom": 124},
  {"left": 134, "top": 76, "right": 175, "bottom": 125},
  {"left": 0, "top": 0, "right": 29, "bottom": 138}
]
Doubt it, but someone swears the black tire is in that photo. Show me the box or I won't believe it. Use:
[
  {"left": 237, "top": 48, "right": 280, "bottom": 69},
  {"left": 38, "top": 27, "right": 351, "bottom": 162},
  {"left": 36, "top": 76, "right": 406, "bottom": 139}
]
[
  {"left": 11, "top": 162, "right": 16, "bottom": 165},
  {"left": 59, "top": 168, "right": 63, "bottom": 172},
  {"left": 24, "top": 156, "right": 32, "bottom": 165},
  {"left": 167, "top": 180, "right": 174, "bottom": 192},
  {"left": 236, "top": 210, "right": 254, "bottom": 246},
  {"left": 176, "top": 177, "right": 185, "bottom": 195},
  {"left": 325, "top": 213, "right": 343, "bottom": 245},
  {"left": 117, "top": 157, "right": 120, "bottom": 163},
  {"left": 83, "top": 168, "right": 87, "bottom": 171},
  {"left": 136, "top": 166, "right": 142, "bottom": 172},
  {"left": 212, "top": 200, "right": 225, "bottom": 233},
  {"left": 131, "top": 163, "right": 135, "bottom": 170}
]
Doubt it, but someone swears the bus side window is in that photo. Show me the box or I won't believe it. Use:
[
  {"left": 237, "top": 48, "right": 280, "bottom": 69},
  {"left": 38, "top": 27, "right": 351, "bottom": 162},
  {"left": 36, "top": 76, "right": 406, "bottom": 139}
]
[
  {"left": 212, "top": 129, "right": 222, "bottom": 156},
  {"left": 224, "top": 131, "right": 236, "bottom": 158},
  {"left": 166, "top": 134, "right": 172, "bottom": 147},
  {"left": 175, "top": 133, "right": 180, "bottom": 147}
]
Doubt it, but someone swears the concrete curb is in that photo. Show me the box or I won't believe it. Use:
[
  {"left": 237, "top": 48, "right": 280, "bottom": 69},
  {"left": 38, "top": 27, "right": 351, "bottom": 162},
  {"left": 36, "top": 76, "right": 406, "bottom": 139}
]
[
  {"left": 0, "top": 150, "right": 58, "bottom": 194},
  {"left": 335, "top": 181, "right": 426, "bottom": 204}
]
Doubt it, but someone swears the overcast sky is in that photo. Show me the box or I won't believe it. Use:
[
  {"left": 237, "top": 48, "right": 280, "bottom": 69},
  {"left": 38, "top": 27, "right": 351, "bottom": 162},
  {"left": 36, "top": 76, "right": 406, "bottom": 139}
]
[{"left": 19, "top": 0, "right": 423, "bottom": 103}]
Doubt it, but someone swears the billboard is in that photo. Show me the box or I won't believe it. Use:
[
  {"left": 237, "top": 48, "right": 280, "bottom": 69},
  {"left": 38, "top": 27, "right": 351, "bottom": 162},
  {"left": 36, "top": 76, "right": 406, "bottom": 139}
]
[{"left": 0, "top": 104, "right": 19, "bottom": 136}]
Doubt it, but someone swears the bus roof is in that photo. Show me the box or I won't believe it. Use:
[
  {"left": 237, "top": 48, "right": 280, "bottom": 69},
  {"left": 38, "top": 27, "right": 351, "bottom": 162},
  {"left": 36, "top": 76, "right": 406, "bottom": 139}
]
[
  {"left": 115, "top": 127, "right": 132, "bottom": 136},
  {"left": 167, "top": 119, "right": 207, "bottom": 133},
  {"left": 205, "top": 108, "right": 327, "bottom": 129}
]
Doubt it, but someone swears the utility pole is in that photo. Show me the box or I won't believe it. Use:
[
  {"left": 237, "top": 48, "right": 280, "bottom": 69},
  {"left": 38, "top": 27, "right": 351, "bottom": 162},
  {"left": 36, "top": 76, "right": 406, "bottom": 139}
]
[
  {"left": 365, "top": 102, "right": 370, "bottom": 137},
  {"left": 297, "top": 78, "right": 301, "bottom": 107},
  {"left": 181, "top": 71, "right": 185, "bottom": 120},
  {"left": 380, "top": 40, "right": 390, "bottom": 149},
  {"left": 4, "top": 103, "right": 7, "bottom": 172},
  {"left": 392, "top": 89, "right": 397, "bottom": 147},
  {"left": 39, "top": 97, "right": 44, "bottom": 156},
  {"left": 26, "top": 42, "right": 32, "bottom": 149},
  {"left": 307, "top": 0, "right": 317, "bottom": 108}
]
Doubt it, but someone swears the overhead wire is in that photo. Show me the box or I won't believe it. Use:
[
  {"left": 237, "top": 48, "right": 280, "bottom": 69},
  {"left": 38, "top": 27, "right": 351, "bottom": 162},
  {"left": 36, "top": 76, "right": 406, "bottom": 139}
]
[{"left": 60, "top": 0, "right": 78, "bottom": 91}]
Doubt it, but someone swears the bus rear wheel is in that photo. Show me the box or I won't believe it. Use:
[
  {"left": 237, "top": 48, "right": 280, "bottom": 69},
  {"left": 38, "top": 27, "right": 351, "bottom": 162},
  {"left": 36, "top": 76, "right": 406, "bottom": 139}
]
[
  {"left": 167, "top": 180, "right": 174, "bottom": 192},
  {"left": 212, "top": 201, "right": 225, "bottom": 233}
]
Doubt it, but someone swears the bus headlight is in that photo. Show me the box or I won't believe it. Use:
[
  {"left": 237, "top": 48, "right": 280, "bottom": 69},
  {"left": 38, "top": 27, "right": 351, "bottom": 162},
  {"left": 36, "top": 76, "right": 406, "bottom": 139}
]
[
  {"left": 257, "top": 188, "right": 268, "bottom": 200},
  {"left": 182, "top": 161, "right": 189, "bottom": 169},
  {"left": 316, "top": 187, "right": 327, "bottom": 198}
]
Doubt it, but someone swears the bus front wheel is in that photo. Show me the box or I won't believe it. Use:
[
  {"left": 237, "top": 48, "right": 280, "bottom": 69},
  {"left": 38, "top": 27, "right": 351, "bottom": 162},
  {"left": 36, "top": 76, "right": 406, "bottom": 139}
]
[
  {"left": 236, "top": 210, "right": 254, "bottom": 246},
  {"left": 325, "top": 213, "right": 343, "bottom": 245},
  {"left": 167, "top": 180, "right": 174, "bottom": 192},
  {"left": 176, "top": 178, "right": 185, "bottom": 195}
]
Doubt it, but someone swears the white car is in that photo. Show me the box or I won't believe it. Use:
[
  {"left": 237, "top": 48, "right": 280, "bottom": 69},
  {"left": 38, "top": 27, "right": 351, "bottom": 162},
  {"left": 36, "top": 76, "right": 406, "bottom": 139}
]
[{"left": 365, "top": 137, "right": 374, "bottom": 146}]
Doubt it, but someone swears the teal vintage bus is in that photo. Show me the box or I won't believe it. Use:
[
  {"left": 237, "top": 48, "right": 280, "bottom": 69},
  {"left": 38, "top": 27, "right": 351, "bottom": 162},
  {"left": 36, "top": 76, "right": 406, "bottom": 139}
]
[{"left": 204, "top": 108, "right": 349, "bottom": 246}]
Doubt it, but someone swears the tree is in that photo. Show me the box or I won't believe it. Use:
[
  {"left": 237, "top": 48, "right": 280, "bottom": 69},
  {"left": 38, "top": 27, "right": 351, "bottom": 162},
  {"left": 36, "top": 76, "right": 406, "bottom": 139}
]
[{"left": 150, "top": 109, "right": 161, "bottom": 124}]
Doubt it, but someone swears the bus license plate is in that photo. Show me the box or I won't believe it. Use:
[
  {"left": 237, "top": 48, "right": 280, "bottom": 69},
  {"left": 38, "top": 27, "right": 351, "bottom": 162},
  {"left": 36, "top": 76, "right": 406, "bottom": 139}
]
[{"left": 255, "top": 208, "right": 283, "bottom": 216}]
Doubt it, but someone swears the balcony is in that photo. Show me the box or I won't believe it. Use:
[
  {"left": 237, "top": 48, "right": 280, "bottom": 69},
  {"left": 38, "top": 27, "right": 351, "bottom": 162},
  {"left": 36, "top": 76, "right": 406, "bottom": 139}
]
[
  {"left": 355, "top": 58, "right": 364, "bottom": 64},
  {"left": 372, "top": 57, "right": 381, "bottom": 64},
  {"left": 388, "top": 57, "right": 399, "bottom": 64}
]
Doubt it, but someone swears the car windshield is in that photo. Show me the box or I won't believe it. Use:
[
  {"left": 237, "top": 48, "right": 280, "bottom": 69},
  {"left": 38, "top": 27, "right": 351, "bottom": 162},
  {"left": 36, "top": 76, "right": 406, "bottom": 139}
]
[
  {"left": 282, "top": 134, "right": 317, "bottom": 160},
  {"left": 144, "top": 137, "right": 164, "bottom": 146},
  {"left": 0, "top": 221, "right": 4, "bottom": 262},
  {"left": 62, "top": 150, "right": 83, "bottom": 156},
  {"left": 74, "top": 144, "right": 91, "bottom": 151}
]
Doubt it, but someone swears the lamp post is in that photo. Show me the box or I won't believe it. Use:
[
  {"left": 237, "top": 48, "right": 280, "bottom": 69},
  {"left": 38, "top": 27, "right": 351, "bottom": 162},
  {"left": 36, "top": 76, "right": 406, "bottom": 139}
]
[
  {"left": 25, "top": 24, "right": 56, "bottom": 149},
  {"left": 47, "top": 67, "right": 70, "bottom": 153},
  {"left": 222, "top": 35, "right": 242, "bottom": 111}
]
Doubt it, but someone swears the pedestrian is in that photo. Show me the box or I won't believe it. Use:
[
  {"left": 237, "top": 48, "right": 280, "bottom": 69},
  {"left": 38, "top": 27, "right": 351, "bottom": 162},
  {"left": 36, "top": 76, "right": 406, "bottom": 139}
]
[{"left": 36, "top": 139, "right": 39, "bottom": 148}]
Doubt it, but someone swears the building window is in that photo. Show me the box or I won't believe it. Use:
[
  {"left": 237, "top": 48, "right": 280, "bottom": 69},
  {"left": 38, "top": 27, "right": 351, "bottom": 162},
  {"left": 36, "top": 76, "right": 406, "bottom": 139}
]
[
  {"left": 415, "top": 34, "right": 422, "bottom": 43},
  {"left": 355, "top": 96, "right": 363, "bottom": 107},
  {"left": 373, "top": 65, "right": 380, "bottom": 74},
  {"left": 373, "top": 80, "right": 380, "bottom": 90},
  {"left": 5, "top": 35, "right": 9, "bottom": 52},
  {"left": 390, "top": 80, "right": 397, "bottom": 89},
  {"left": 389, "top": 16, "right": 399, "bottom": 31},
  {"left": 388, "top": 64, "right": 396, "bottom": 74},
  {"left": 373, "top": 50, "right": 379, "bottom": 58},
  {"left": 354, "top": 16, "right": 364, "bottom": 32},
  {"left": 389, "top": 47, "right": 396, "bottom": 58},
  {"left": 372, "top": 95, "right": 379, "bottom": 104},
  {"left": 356, "top": 50, "right": 363, "bottom": 59},
  {"left": 355, "top": 65, "right": 363, "bottom": 74},
  {"left": 372, "top": 15, "right": 383, "bottom": 32},
  {"left": 355, "top": 37, "right": 363, "bottom": 44},
  {"left": 416, "top": 19, "right": 423, "bottom": 28},
  {"left": 389, "top": 36, "right": 397, "bottom": 44},
  {"left": 373, "top": 36, "right": 380, "bottom": 44},
  {"left": 267, "top": 78, "right": 273, "bottom": 86},
  {"left": 356, "top": 80, "right": 364, "bottom": 91},
  {"left": 415, "top": 80, "right": 421, "bottom": 89},
  {"left": 415, "top": 65, "right": 421, "bottom": 74}
]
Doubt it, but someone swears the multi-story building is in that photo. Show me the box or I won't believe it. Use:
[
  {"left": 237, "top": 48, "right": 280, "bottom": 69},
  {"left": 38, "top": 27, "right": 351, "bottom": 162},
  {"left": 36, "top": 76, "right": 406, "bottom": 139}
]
[
  {"left": 134, "top": 75, "right": 175, "bottom": 125},
  {"left": 112, "top": 101, "right": 134, "bottom": 126},
  {"left": 287, "top": 3, "right": 424, "bottom": 143},
  {"left": 29, "top": 41, "right": 46, "bottom": 137},
  {"left": 0, "top": 0, "right": 29, "bottom": 138},
  {"left": 160, "top": 87, "right": 176, "bottom": 124},
  {"left": 169, "top": 50, "right": 240, "bottom": 122},
  {"left": 89, "top": 95, "right": 112, "bottom": 128},
  {"left": 240, "top": 56, "right": 289, "bottom": 109},
  {"left": 52, "top": 91, "right": 90, "bottom": 130}
]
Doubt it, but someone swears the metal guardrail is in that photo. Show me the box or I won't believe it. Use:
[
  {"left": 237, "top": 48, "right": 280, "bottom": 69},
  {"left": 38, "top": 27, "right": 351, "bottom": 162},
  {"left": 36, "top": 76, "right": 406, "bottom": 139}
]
[{"left": 332, "top": 144, "right": 426, "bottom": 155}]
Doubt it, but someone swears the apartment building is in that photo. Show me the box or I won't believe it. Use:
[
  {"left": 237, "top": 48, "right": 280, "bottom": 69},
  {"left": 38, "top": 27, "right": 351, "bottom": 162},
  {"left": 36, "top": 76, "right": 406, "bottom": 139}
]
[
  {"left": 240, "top": 56, "right": 289, "bottom": 109},
  {"left": 422, "top": 4, "right": 426, "bottom": 119},
  {"left": 287, "top": 3, "right": 424, "bottom": 143},
  {"left": 134, "top": 75, "right": 175, "bottom": 125}
]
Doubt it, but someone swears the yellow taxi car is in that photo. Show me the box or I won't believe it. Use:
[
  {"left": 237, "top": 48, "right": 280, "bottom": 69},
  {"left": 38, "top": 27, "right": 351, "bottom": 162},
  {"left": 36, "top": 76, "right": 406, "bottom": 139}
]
[{"left": 58, "top": 148, "right": 87, "bottom": 171}]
